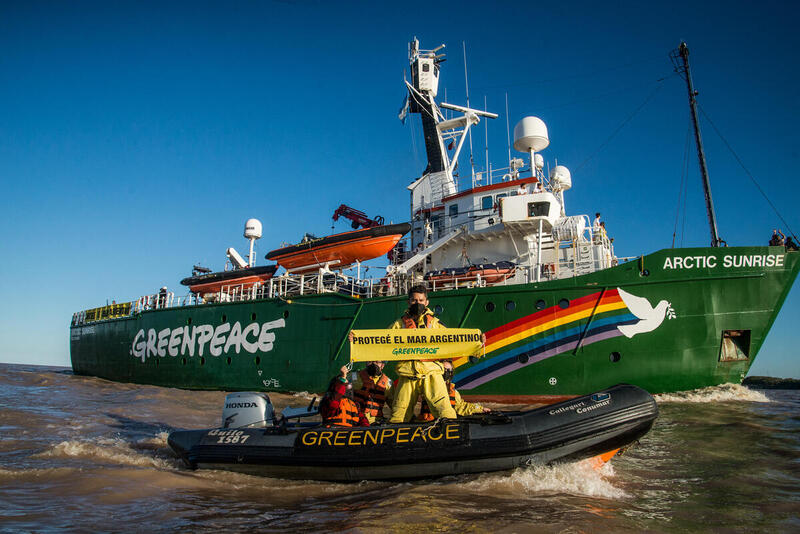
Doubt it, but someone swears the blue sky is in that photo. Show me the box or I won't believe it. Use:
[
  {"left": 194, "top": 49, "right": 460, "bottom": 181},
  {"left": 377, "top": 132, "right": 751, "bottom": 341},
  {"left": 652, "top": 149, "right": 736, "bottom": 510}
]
[{"left": 1, "top": 0, "right": 798, "bottom": 378}]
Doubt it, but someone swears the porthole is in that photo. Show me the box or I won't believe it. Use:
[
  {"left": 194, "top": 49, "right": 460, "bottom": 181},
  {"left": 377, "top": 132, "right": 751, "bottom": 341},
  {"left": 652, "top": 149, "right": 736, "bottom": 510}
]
[
  {"left": 221, "top": 314, "right": 227, "bottom": 323},
  {"left": 283, "top": 310, "right": 290, "bottom": 319},
  {"left": 517, "top": 353, "right": 529, "bottom": 364},
  {"left": 251, "top": 312, "right": 257, "bottom": 321},
  {"left": 505, "top": 301, "right": 516, "bottom": 311},
  {"left": 255, "top": 356, "right": 261, "bottom": 365},
  {"left": 186, "top": 317, "right": 192, "bottom": 325},
  {"left": 558, "top": 298, "right": 570, "bottom": 309},
  {"left": 226, "top": 357, "right": 232, "bottom": 365},
  {"left": 434, "top": 304, "right": 443, "bottom": 315},
  {"left": 536, "top": 299, "right": 546, "bottom": 310},
  {"left": 181, "top": 358, "right": 187, "bottom": 365},
  {"left": 200, "top": 357, "right": 206, "bottom": 366},
  {"left": 485, "top": 302, "right": 495, "bottom": 312},
  {"left": 609, "top": 352, "right": 621, "bottom": 363}
]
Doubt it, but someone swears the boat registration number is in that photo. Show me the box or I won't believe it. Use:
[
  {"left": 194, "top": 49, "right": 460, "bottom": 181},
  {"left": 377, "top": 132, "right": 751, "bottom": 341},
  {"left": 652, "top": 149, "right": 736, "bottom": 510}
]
[{"left": 205, "top": 429, "right": 251, "bottom": 444}]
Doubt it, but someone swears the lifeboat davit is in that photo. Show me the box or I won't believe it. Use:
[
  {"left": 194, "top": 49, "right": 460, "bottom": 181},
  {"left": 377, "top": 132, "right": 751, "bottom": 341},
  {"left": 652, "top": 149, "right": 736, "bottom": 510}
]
[
  {"left": 425, "top": 261, "right": 517, "bottom": 286},
  {"left": 180, "top": 265, "right": 279, "bottom": 294},
  {"left": 266, "top": 223, "right": 411, "bottom": 273}
]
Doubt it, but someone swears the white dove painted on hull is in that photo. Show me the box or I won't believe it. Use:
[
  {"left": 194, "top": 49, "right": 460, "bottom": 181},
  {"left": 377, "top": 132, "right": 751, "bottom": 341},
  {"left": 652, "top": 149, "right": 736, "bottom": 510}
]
[{"left": 616, "top": 288, "right": 676, "bottom": 338}]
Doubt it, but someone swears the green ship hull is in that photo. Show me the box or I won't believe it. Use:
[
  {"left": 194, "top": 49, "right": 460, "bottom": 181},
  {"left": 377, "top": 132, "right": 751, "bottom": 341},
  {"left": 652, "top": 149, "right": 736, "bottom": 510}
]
[{"left": 70, "top": 246, "right": 799, "bottom": 401}]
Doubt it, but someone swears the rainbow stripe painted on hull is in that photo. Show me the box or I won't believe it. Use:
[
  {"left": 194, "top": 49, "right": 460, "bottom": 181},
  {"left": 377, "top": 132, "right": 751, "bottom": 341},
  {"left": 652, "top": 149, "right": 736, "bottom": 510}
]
[{"left": 455, "top": 289, "right": 638, "bottom": 389}]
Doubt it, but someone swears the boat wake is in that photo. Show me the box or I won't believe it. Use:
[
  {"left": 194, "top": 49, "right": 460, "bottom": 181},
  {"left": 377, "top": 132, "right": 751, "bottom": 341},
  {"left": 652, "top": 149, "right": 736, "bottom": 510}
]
[
  {"left": 461, "top": 460, "right": 628, "bottom": 500},
  {"left": 655, "top": 383, "right": 769, "bottom": 403},
  {"left": 33, "top": 435, "right": 178, "bottom": 470}
]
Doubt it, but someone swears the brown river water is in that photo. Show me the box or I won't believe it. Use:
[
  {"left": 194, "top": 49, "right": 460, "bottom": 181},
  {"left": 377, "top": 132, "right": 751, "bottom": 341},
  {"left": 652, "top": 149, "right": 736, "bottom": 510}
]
[{"left": 1, "top": 363, "right": 798, "bottom": 533}]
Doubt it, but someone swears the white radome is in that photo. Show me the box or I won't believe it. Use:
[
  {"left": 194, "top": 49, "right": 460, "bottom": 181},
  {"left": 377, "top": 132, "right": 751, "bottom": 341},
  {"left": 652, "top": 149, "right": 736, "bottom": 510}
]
[
  {"left": 550, "top": 165, "right": 572, "bottom": 191},
  {"left": 244, "top": 218, "right": 263, "bottom": 239},
  {"left": 513, "top": 116, "right": 550, "bottom": 153}
]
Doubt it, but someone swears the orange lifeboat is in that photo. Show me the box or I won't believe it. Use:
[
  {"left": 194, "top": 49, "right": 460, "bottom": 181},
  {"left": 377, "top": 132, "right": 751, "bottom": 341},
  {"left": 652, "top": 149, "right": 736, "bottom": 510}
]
[
  {"left": 180, "top": 265, "right": 278, "bottom": 294},
  {"left": 266, "top": 223, "right": 411, "bottom": 273}
]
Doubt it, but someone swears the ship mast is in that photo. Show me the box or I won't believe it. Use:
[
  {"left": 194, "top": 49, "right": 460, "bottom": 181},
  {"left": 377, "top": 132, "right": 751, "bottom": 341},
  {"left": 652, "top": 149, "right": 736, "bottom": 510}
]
[{"left": 673, "top": 42, "right": 722, "bottom": 247}]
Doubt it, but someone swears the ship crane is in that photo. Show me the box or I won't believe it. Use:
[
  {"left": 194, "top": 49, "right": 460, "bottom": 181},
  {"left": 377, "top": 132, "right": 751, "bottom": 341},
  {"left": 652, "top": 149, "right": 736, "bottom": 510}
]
[{"left": 332, "top": 204, "right": 385, "bottom": 229}]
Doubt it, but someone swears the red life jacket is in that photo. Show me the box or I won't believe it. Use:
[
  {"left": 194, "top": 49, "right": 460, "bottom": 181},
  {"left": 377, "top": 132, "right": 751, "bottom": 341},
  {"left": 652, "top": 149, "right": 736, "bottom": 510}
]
[
  {"left": 353, "top": 370, "right": 390, "bottom": 418},
  {"left": 418, "top": 382, "right": 457, "bottom": 421},
  {"left": 323, "top": 397, "right": 362, "bottom": 427}
]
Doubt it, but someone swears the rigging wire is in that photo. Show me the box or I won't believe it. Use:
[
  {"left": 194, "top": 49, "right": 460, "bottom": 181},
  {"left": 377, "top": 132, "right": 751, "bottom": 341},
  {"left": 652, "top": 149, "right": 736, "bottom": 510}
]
[
  {"left": 672, "top": 123, "right": 693, "bottom": 248},
  {"left": 574, "top": 79, "right": 666, "bottom": 172},
  {"left": 697, "top": 104, "right": 798, "bottom": 240}
]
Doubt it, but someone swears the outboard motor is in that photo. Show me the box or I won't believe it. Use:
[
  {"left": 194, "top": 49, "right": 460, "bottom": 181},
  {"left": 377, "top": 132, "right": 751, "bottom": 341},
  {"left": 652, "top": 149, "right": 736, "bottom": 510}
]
[{"left": 221, "top": 392, "right": 275, "bottom": 428}]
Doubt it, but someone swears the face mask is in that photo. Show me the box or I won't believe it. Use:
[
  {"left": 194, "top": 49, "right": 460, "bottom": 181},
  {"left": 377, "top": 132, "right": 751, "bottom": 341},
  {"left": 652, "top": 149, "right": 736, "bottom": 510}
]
[
  {"left": 409, "top": 302, "right": 426, "bottom": 317},
  {"left": 366, "top": 363, "right": 382, "bottom": 377},
  {"left": 443, "top": 369, "right": 454, "bottom": 382}
]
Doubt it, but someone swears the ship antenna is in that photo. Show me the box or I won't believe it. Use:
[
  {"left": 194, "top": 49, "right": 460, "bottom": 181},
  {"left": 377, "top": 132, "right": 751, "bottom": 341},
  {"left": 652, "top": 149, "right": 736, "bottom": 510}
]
[
  {"left": 484, "top": 95, "right": 490, "bottom": 183},
  {"left": 463, "top": 41, "right": 476, "bottom": 186},
  {"left": 672, "top": 42, "right": 722, "bottom": 247},
  {"left": 505, "top": 93, "right": 511, "bottom": 168}
]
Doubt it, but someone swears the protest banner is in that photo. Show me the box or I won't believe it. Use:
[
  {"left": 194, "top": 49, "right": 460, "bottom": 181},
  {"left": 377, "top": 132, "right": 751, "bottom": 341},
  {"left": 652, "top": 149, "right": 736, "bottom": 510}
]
[{"left": 349, "top": 328, "right": 483, "bottom": 362}]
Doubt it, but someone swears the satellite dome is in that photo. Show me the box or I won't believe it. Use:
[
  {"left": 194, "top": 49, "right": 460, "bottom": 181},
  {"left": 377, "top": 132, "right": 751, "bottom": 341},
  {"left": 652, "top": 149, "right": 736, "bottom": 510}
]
[
  {"left": 550, "top": 165, "right": 572, "bottom": 192},
  {"left": 534, "top": 153, "right": 544, "bottom": 170},
  {"left": 513, "top": 117, "right": 550, "bottom": 153},
  {"left": 244, "top": 219, "right": 263, "bottom": 240}
]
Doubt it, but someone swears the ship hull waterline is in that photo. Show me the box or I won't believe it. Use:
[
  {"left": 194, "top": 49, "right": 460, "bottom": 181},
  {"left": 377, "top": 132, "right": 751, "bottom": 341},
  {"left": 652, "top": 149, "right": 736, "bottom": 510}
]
[{"left": 70, "top": 246, "right": 800, "bottom": 400}]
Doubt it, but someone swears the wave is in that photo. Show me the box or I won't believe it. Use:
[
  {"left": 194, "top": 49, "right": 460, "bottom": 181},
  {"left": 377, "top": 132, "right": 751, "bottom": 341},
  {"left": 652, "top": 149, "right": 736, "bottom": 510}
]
[
  {"left": 655, "top": 383, "right": 770, "bottom": 403},
  {"left": 460, "top": 459, "right": 628, "bottom": 500},
  {"left": 32, "top": 435, "right": 178, "bottom": 469}
]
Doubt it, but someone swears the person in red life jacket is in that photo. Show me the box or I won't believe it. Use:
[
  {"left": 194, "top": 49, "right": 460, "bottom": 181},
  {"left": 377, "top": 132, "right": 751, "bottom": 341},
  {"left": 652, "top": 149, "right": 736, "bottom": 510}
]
[
  {"left": 416, "top": 360, "right": 489, "bottom": 421},
  {"left": 352, "top": 361, "right": 393, "bottom": 424},
  {"left": 319, "top": 365, "right": 369, "bottom": 427}
]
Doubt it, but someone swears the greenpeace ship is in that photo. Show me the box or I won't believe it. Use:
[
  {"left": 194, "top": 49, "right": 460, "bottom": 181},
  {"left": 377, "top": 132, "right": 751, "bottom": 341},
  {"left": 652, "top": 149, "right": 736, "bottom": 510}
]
[{"left": 69, "top": 39, "right": 799, "bottom": 401}]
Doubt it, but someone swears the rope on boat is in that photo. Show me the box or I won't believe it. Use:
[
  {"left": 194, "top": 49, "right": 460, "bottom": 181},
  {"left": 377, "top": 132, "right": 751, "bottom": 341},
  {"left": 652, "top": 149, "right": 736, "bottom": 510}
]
[{"left": 698, "top": 103, "right": 797, "bottom": 240}]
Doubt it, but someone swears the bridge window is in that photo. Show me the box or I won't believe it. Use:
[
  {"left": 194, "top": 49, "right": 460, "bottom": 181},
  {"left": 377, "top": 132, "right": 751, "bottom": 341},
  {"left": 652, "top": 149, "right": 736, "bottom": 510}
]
[
  {"left": 449, "top": 204, "right": 458, "bottom": 217},
  {"left": 481, "top": 196, "right": 493, "bottom": 210},
  {"left": 528, "top": 202, "right": 550, "bottom": 217}
]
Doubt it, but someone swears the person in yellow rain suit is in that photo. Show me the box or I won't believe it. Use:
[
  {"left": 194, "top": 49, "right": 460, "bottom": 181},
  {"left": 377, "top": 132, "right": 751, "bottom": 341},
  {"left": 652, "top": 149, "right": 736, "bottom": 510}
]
[
  {"left": 416, "top": 360, "right": 489, "bottom": 421},
  {"left": 387, "top": 285, "right": 458, "bottom": 423}
]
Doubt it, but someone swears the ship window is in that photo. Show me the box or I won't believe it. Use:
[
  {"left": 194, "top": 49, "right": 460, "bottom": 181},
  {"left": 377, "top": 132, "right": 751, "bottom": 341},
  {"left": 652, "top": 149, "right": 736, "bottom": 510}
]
[
  {"left": 536, "top": 299, "right": 546, "bottom": 310},
  {"left": 186, "top": 317, "right": 192, "bottom": 325},
  {"left": 719, "top": 330, "right": 751, "bottom": 361},
  {"left": 505, "top": 300, "right": 516, "bottom": 311},
  {"left": 221, "top": 314, "right": 227, "bottom": 323},
  {"left": 609, "top": 352, "right": 621, "bottom": 363},
  {"left": 155, "top": 358, "right": 159, "bottom": 367},
  {"left": 226, "top": 357, "right": 232, "bottom": 365},
  {"left": 496, "top": 193, "right": 507, "bottom": 201},
  {"left": 558, "top": 298, "right": 570, "bottom": 309},
  {"left": 485, "top": 302, "right": 495, "bottom": 312},
  {"left": 181, "top": 358, "right": 187, "bottom": 365},
  {"left": 434, "top": 304, "right": 443, "bottom": 315},
  {"left": 528, "top": 202, "right": 550, "bottom": 217},
  {"left": 449, "top": 204, "right": 458, "bottom": 217},
  {"left": 422, "top": 63, "right": 430, "bottom": 72},
  {"left": 283, "top": 310, "right": 290, "bottom": 319},
  {"left": 251, "top": 313, "right": 257, "bottom": 321},
  {"left": 255, "top": 356, "right": 261, "bottom": 365},
  {"left": 517, "top": 353, "right": 530, "bottom": 364},
  {"left": 200, "top": 357, "right": 206, "bottom": 366},
  {"left": 481, "top": 196, "right": 493, "bottom": 210}
]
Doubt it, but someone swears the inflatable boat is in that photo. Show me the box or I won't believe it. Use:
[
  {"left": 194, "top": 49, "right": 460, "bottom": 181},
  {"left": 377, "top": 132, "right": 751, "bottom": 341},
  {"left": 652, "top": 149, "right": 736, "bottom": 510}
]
[
  {"left": 180, "top": 264, "right": 278, "bottom": 294},
  {"left": 168, "top": 383, "right": 657, "bottom": 481}
]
